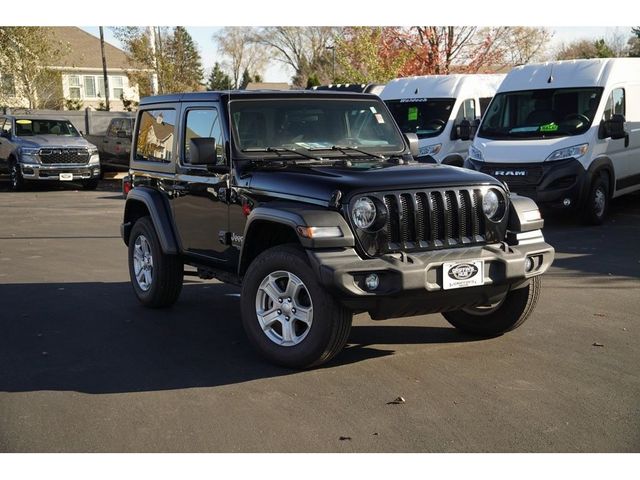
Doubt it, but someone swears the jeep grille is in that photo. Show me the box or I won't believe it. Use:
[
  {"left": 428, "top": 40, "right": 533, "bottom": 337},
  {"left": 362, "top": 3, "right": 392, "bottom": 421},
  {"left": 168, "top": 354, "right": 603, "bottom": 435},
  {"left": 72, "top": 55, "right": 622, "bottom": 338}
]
[{"left": 354, "top": 187, "right": 491, "bottom": 255}]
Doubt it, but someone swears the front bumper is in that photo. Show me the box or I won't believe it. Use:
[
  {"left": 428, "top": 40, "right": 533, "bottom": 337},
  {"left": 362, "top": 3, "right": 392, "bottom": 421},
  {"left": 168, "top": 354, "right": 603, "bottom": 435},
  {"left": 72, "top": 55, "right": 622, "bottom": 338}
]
[
  {"left": 308, "top": 234, "right": 554, "bottom": 319},
  {"left": 20, "top": 163, "right": 101, "bottom": 181},
  {"left": 467, "top": 158, "right": 587, "bottom": 209}
]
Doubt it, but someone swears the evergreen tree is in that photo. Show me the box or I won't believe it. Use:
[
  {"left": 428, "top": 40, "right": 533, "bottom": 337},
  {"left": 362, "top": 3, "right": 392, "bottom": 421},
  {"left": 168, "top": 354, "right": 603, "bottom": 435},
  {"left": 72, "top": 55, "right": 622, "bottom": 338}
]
[
  {"left": 239, "top": 68, "right": 252, "bottom": 89},
  {"left": 206, "top": 62, "right": 233, "bottom": 90},
  {"left": 166, "top": 26, "right": 204, "bottom": 92},
  {"left": 306, "top": 73, "right": 320, "bottom": 88}
]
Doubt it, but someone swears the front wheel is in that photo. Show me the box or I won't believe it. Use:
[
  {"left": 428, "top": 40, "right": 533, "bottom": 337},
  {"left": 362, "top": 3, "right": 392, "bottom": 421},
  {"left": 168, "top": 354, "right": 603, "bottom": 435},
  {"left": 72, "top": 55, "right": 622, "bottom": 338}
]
[
  {"left": 241, "top": 244, "right": 352, "bottom": 369},
  {"left": 128, "top": 216, "right": 183, "bottom": 308},
  {"left": 582, "top": 175, "right": 609, "bottom": 225},
  {"left": 9, "top": 161, "right": 26, "bottom": 191},
  {"left": 442, "top": 276, "right": 542, "bottom": 336}
]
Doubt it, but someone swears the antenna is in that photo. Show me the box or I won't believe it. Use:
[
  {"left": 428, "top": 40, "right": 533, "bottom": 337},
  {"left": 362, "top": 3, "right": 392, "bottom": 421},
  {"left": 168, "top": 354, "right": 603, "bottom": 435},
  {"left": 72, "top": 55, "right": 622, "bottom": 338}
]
[{"left": 547, "top": 63, "right": 554, "bottom": 84}]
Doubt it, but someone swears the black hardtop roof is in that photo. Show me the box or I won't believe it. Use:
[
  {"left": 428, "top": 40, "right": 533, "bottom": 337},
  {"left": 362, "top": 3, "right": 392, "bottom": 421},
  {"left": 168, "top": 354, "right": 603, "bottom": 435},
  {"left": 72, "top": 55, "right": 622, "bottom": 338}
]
[{"left": 139, "top": 89, "right": 380, "bottom": 106}]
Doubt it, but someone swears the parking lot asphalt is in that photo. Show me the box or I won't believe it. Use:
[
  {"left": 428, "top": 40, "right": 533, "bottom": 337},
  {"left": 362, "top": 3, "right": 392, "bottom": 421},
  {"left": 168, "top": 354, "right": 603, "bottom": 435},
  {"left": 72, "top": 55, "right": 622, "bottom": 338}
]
[{"left": 0, "top": 180, "right": 638, "bottom": 453}]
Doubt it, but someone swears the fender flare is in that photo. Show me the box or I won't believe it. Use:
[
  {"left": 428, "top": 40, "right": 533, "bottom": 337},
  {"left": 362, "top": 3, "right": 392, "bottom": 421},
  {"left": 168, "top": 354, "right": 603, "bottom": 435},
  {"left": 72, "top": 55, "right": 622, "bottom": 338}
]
[
  {"left": 122, "top": 187, "right": 179, "bottom": 254},
  {"left": 587, "top": 156, "right": 615, "bottom": 195}
]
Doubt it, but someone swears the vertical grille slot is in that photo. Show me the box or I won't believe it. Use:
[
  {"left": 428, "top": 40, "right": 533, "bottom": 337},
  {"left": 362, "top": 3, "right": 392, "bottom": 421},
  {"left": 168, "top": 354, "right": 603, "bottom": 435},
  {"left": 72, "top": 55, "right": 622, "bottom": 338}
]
[
  {"left": 399, "top": 193, "right": 415, "bottom": 247},
  {"left": 430, "top": 191, "right": 444, "bottom": 244},
  {"left": 444, "top": 190, "right": 459, "bottom": 244},
  {"left": 471, "top": 189, "right": 485, "bottom": 239},
  {"left": 415, "top": 192, "right": 428, "bottom": 243},
  {"left": 458, "top": 190, "right": 471, "bottom": 240},
  {"left": 384, "top": 195, "right": 400, "bottom": 245}
]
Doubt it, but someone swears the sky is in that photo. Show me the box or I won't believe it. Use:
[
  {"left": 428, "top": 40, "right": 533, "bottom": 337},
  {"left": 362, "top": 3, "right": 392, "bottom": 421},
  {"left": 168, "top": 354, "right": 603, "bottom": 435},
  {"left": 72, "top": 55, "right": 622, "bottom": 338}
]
[{"left": 81, "top": 26, "right": 634, "bottom": 84}]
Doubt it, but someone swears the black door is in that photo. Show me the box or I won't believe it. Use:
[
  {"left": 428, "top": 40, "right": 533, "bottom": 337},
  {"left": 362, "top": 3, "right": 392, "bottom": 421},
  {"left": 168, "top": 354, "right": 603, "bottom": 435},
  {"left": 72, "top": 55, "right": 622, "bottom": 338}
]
[{"left": 171, "top": 103, "right": 232, "bottom": 265}]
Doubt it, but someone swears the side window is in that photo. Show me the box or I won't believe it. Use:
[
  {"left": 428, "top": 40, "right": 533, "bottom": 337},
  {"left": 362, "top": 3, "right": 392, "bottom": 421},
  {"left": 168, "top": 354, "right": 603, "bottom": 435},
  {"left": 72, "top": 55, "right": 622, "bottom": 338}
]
[
  {"left": 456, "top": 99, "right": 476, "bottom": 123},
  {"left": 107, "top": 119, "right": 120, "bottom": 137},
  {"left": 479, "top": 97, "right": 493, "bottom": 118},
  {"left": 1, "top": 119, "right": 11, "bottom": 136},
  {"left": 135, "top": 109, "right": 176, "bottom": 162},
  {"left": 603, "top": 88, "right": 625, "bottom": 121},
  {"left": 184, "top": 108, "right": 225, "bottom": 165}
]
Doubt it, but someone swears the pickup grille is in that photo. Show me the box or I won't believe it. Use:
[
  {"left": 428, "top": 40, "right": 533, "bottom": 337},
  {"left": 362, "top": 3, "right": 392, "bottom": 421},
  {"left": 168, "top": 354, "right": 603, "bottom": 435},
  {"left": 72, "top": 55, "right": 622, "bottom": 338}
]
[
  {"left": 38, "top": 148, "right": 90, "bottom": 165},
  {"left": 362, "top": 188, "right": 488, "bottom": 253}
]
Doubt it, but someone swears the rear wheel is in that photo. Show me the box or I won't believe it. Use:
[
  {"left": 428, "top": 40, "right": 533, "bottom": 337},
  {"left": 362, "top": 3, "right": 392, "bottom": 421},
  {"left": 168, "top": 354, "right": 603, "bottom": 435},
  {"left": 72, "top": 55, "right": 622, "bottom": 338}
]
[
  {"left": 442, "top": 276, "right": 542, "bottom": 336},
  {"left": 241, "top": 244, "right": 352, "bottom": 368},
  {"left": 128, "top": 216, "right": 183, "bottom": 308}
]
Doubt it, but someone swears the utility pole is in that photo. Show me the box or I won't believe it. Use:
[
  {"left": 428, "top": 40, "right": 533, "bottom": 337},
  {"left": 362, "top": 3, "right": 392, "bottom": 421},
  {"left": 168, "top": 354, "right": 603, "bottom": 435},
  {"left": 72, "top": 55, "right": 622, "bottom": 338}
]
[
  {"left": 148, "top": 27, "right": 159, "bottom": 95},
  {"left": 99, "top": 26, "right": 110, "bottom": 111},
  {"left": 325, "top": 45, "right": 336, "bottom": 83}
]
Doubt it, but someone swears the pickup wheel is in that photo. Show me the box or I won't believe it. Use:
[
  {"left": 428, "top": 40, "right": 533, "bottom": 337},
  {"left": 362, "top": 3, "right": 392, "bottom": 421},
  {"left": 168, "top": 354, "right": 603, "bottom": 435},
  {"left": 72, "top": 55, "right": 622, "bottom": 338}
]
[
  {"left": 9, "top": 161, "right": 26, "bottom": 191},
  {"left": 582, "top": 174, "right": 609, "bottom": 225},
  {"left": 442, "top": 276, "right": 541, "bottom": 336},
  {"left": 241, "top": 244, "right": 352, "bottom": 369},
  {"left": 128, "top": 216, "right": 183, "bottom": 308}
]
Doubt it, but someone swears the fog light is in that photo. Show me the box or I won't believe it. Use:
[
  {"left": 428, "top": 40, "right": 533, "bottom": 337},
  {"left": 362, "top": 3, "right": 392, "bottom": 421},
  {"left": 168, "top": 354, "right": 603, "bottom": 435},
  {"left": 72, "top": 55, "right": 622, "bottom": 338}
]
[
  {"left": 365, "top": 273, "right": 379, "bottom": 291},
  {"left": 563, "top": 198, "right": 571, "bottom": 207},
  {"left": 525, "top": 257, "right": 534, "bottom": 273}
]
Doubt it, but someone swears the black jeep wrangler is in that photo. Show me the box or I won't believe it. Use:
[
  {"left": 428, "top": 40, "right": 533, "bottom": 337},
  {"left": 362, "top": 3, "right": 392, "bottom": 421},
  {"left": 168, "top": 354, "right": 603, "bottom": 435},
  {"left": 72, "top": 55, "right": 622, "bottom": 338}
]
[{"left": 121, "top": 91, "right": 554, "bottom": 368}]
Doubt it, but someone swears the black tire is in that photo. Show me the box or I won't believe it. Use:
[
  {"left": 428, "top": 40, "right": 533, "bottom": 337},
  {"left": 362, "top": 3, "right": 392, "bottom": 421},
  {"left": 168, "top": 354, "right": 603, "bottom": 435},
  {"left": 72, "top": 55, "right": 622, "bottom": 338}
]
[
  {"left": 442, "top": 276, "right": 542, "bottom": 336},
  {"left": 82, "top": 178, "right": 100, "bottom": 190},
  {"left": 128, "top": 216, "right": 183, "bottom": 308},
  {"left": 240, "top": 244, "right": 352, "bottom": 369},
  {"left": 9, "top": 160, "right": 26, "bottom": 191},
  {"left": 582, "top": 174, "right": 609, "bottom": 225}
]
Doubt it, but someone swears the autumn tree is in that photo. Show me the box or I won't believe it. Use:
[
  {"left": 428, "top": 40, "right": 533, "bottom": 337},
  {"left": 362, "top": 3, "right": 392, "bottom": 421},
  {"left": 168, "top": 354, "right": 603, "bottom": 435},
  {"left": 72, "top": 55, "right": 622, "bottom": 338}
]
[
  {"left": 206, "top": 62, "right": 233, "bottom": 90},
  {"left": 394, "top": 26, "right": 551, "bottom": 75},
  {"left": 334, "top": 27, "right": 408, "bottom": 83},
  {"left": 251, "top": 27, "right": 338, "bottom": 87},
  {"left": 0, "top": 27, "right": 67, "bottom": 108},
  {"left": 214, "top": 27, "right": 267, "bottom": 89},
  {"left": 113, "top": 26, "right": 204, "bottom": 96},
  {"left": 556, "top": 38, "right": 615, "bottom": 60}
]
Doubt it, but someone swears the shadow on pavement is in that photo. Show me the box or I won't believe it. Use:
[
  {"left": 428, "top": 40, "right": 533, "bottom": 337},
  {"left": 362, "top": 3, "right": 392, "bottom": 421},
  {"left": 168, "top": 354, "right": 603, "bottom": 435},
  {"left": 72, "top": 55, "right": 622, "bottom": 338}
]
[{"left": 0, "top": 282, "right": 475, "bottom": 394}]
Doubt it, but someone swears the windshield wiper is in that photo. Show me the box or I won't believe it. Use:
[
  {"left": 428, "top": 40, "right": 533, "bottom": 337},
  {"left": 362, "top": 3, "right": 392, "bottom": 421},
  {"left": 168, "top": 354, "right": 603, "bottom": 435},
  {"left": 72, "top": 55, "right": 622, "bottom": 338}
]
[
  {"left": 242, "top": 146, "right": 323, "bottom": 161},
  {"left": 308, "top": 145, "right": 385, "bottom": 160}
]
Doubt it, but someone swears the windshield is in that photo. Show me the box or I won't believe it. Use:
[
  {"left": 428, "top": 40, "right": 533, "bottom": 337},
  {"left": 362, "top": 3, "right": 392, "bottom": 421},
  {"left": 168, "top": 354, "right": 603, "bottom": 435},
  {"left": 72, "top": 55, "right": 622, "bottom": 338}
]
[
  {"left": 384, "top": 99, "right": 455, "bottom": 139},
  {"left": 479, "top": 87, "right": 603, "bottom": 139},
  {"left": 15, "top": 119, "right": 80, "bottom": 137},
  {"left": 230, "top": 99, "right": 405, "bottom": 156}
]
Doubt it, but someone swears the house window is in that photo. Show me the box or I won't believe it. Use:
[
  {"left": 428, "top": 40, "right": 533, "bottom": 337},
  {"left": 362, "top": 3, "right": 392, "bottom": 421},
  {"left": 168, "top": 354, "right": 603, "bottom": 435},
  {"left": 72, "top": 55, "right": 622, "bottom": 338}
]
[
  {"left": 111, "top": 76, "right": 124, "bottom": 100},
  {"left": 84, "top": 76, "right": 96, "bottom": 98},
  {"left": 68, "top": 75, "right": 81, "bottom": 99},
  {"left": 0, "top": 74, "right": 16, "bottom": 96}
]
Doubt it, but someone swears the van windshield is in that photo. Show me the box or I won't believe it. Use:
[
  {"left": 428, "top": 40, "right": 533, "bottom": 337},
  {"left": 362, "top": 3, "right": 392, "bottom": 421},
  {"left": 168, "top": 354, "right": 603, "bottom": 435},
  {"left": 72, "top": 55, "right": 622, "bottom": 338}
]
[
  {"left": 384, "top": 99, "right": 455, "bottom": 139},
  {"left": 478, "top": 87, "right": 603, "bottom": 140},
  {"left": 230, "top": 98, "right": 405, "bottom": 156}
]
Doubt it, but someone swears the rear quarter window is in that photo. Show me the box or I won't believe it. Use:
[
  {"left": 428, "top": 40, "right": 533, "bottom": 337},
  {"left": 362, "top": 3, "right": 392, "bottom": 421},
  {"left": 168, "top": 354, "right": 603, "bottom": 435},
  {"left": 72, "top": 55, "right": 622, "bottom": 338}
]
[{"left": 135, "top": 109, "right": 176, "bottom": 162}]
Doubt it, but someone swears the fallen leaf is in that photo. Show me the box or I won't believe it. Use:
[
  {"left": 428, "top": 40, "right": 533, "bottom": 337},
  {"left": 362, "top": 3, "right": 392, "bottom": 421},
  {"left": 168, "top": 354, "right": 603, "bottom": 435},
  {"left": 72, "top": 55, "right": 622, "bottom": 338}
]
[
  {"left": 593, "top": 313, "right": 607, "bottom": 317},
  {"left": 339, "top": 436, "right": 351, "bottom": 441},
  {"left": 592, "top": 342, "right": 604, "bottom": 347},
  {"left": 387, "top": 396, "right": 406, "bottom": 405}
]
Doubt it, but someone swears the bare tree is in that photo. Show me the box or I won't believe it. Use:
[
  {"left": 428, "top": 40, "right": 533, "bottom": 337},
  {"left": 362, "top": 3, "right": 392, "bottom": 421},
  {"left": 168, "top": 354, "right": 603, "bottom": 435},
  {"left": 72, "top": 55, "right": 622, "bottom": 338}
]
[
  {"left": 214, "top": 27, "right": 267, "bottom": 89},
  {"left": 251, "top": 27, "right": 339, "bottom": 86}
]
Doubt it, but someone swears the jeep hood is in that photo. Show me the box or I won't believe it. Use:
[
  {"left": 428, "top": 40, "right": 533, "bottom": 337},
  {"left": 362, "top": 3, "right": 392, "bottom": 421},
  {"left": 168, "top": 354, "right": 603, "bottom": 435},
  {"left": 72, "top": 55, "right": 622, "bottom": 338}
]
[{"left": 244, "top": 162, "right": 500, "bottom": 204}]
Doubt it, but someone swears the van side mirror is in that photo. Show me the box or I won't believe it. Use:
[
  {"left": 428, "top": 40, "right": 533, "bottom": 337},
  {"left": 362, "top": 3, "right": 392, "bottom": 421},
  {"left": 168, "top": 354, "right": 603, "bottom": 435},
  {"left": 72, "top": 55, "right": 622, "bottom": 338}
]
[
  {"left": 600, "top": 114, "right": 626, "bottom": 140},
  {"left": 189, "top": 137, "right": 218, "bottom": 165},
  {"left": 404, "top": 132, "right": 419, "bottom": 158},
  {"left": 457, "top": 119, "right": 472, "bottom": 141}
]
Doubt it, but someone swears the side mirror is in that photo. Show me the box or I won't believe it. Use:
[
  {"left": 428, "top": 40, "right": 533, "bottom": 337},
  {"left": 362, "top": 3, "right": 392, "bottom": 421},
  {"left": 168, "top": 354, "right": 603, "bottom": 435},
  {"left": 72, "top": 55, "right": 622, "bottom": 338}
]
[
  {"left": 404, "top": 132, "right": 419, "bottom": 158},
  {"left": 600, "top": 114, "right": 626, "bottom": 140},
  {"left": 189, "top": 137, "right": 218, "bottom": 165},
  {"left": 457, "top": 119, "right": 472, "bottom": 141},
  {"left": 116, "top": 130, "right": 129, "bottom": 139},
  {"left": 0, "top": 130, "right": 10, "bottom": 139}
]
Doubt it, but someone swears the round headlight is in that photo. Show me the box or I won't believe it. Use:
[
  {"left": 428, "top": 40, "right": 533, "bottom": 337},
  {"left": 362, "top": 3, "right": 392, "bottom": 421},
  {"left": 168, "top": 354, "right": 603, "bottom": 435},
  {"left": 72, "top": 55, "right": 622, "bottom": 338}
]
[
  {"left": 352, "top": 197, "right": 377, "bottom": 230},
  {"left": 482, "top": 188, "right": 505, "bottom": 221}
]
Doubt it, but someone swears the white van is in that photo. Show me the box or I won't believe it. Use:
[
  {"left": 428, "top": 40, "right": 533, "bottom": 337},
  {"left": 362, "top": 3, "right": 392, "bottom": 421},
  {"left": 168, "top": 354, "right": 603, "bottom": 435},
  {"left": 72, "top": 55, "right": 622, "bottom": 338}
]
[
  {"left": 467, "top": 58, "right": 640, "bottom": 224},
  {"left": 381, "top": 74, "right": 505, "bottom": 166}
]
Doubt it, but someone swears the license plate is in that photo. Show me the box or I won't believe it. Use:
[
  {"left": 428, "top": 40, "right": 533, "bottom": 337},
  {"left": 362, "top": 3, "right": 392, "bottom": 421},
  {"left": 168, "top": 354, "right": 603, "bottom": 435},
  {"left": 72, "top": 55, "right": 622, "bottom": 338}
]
[
  {"left": 59, "top": 173, "right": 73, "bottom": 181},
  {"left": 443, "top": 260, "right": 484, "bottom": 290}
]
